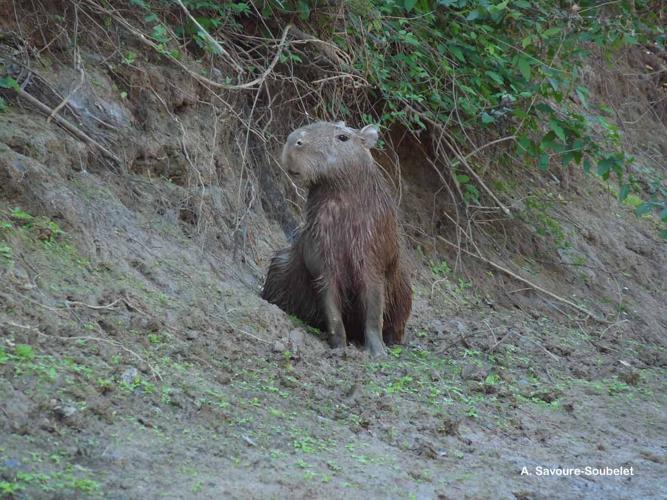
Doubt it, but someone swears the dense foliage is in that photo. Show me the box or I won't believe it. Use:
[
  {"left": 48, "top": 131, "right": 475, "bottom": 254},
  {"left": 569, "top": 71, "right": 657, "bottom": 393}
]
[
  {"left": 5, "top": 0, "right": 666, "bottom": 236},
  {"left": 189, "top": 0, "right": 667, "bottom": 235}
]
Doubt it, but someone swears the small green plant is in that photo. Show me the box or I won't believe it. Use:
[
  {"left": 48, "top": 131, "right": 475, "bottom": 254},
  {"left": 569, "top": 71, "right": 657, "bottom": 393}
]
[
  {"left": 71, "top": 478, "right": 100, "bottom": 493},
  {"left": 386, "top": 375, "right": 413, "bottom": 394},
  {"left": 191, "top": 480, "right": 204, "bottom": 493},
  {"left": 0, "top": 244, "right": 12, "bottom": 263},
  {"left": 120, "top": 374, "right": 156, "bottom": 394},
  {"left": 122, "top": 50, "right": 138, "bottom": 64},
  {"left": 147, "top": 333, "right": 163, "bottom": 344},
  {"left": 522, "top": 196, "right": 568, "bottom": 247},
  {"left": 388, "top": 346, "right": 403, "bottom": 358},
  {"left": 15, "top": 344, "right": 35, "bottom": 361},
  {"left": 0, "top": 480, "right": 23, "bottom": 495},
  {"left": 288, "top": 314, "right": 321, "bottom": 337},
  {"left": 293, "top": 436, "right": 318, "bottom": 454},
  {"left": 0, "top": 76, "right": 19, "bottom": 91},
  {"left": 160, "top": 386, "right": 173, "bottom": 404},
  {"left": 10, "top": 208, "right": 33, "bottom": 222},
  {"left": 96, "top": 377, "right": 114, "bottom": 392},
  {"left": 431, "top": 260, "right": 451, "bottom": 277},
  {"left": 608, "top": 379, "right": 631, "bottom": 396}
]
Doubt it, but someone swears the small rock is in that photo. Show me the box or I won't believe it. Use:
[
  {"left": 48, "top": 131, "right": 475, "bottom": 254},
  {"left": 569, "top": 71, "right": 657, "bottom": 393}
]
[
  {"left": 449, "top": 320, "right": 467, "bottom": 334},
  {"left": 272, "top": 340, "right": 286, "bottom": 353},
  {"left": 39, "top": 417, "right": 56, "bottom": 432},
  {"left": 121, "top": 367, "right": 139, "bottom": 384},
  {"left": 288, "top": 329, "right": 306, "bottom": 353},
  {"left": 460, "top": 363, "right": 487, "bottom": 381},
  {"left": 52, "top": 402, "right": 78, "bottom": 425}
]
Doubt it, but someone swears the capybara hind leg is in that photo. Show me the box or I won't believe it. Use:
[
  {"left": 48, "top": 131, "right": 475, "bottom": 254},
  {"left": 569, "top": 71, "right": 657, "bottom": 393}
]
[
  {"left": 363, "top": 282, "right": 387, "bottom": 358},
  {"left": 323, "top": 288, "right": 346, "bottom": 349}
]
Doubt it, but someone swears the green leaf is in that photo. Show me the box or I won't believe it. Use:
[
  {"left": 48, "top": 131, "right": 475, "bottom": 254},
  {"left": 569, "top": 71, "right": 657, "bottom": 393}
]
[
  {"left": 517, "top": 57, "right": 531, "bottom": 81},
  {"left": 597, "top": 158, "right": 613, "bottom": 180},
  {"left": 540, "top": 131, "right": 557, "bottom": 150},
  {"left": 449, "top": 46, "right": 465, "bottom": 62},
  {"left": 583, "top": 158, "right": 591, "bottom": 174},
  {"left": 404, "top": 0, "right": 418, "bottom": 11},
  {"left": 485, "top": 71, "right": 504, "bottom": 85},
  {"left": 15, "top": 344, "right": 35, "bottom": 360},
  {"left": 538, "top": 153, "right": 549, "bottom": 170},
  {"left": 635, "top": 202, "right": 653, "bottom": 216},
  {"left": 481, "top": 112, "right": 495, "bottom": 124},
  {"left": 466, "top": 8, "right": 481, "bottom": 20},
  {"left": 541, "top": 27, "right": 561, "bottom": 38},
  {"left": 575, "top": 86, "right": 589, "bottom": 108},
  {"left": 0, "top": 76, "right": 19, "bottom": 91},
  {"left": 659, "top": 229, "right": 667, "bottom": 240},
  {"left": 151, "top": 24, "right": 168, "bottom": 42},
  {"left": 549, "top": 119, "right": 566, "bottom": 141},
  {"left": 455, "top": 174, "right": 470, "bottom": 183},
  {"left": 517, "top": 136, "right": 533, "bottom": 154},
  {"left": 297, "top": 0, "right": 311, "bottom": 19},
  {"left": 535, "top": 103, "right": 553, "bottom": 114},
  {"left": 618, "top": 184, "right": 631, "bottom": 201}
]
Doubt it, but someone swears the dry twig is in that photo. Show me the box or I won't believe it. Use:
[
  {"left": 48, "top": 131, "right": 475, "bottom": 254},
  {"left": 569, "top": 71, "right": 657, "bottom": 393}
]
[{"left": 12, "top": 86, "right": 121, "bottom": 164}]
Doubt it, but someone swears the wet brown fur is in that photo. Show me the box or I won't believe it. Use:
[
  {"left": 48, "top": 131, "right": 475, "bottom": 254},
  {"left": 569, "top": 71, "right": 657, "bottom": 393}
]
[{"left": 262, "top": 122, "right": 412, "bottom": 347}]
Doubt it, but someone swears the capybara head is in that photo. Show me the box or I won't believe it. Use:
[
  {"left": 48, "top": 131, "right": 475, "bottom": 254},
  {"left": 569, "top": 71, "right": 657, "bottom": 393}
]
[{"left": 281, "top": 121, "right": 379, "bottom": 185}]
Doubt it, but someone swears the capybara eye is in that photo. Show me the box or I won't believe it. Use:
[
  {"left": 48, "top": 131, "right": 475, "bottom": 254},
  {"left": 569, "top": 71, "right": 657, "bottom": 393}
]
[{"left": 337, "top": 134, "right": 349, "bottom": 142}]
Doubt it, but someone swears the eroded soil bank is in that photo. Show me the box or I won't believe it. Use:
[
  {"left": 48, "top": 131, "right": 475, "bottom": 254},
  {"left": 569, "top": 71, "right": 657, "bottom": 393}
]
[{"left": 1, "top": 7, "right": 666, "bottom": 500}]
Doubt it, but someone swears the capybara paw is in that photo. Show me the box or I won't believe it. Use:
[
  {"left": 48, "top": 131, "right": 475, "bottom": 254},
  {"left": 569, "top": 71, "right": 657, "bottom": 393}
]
[
  {"left": 366, "top": 343, "right": 387, "bottom": 358},
  {"left": 329, "top": 336, "right": 345, "bottom": 349}
]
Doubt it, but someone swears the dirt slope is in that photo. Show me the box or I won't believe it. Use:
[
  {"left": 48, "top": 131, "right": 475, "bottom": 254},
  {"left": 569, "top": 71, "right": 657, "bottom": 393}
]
[{"left": 1, "top": 19, "right": 666, "bottom": 500}]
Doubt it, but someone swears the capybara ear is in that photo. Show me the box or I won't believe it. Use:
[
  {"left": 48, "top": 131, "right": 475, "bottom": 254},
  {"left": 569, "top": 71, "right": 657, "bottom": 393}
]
[{"left": 359, "top": 124, "right": 379, "bottom": 148}]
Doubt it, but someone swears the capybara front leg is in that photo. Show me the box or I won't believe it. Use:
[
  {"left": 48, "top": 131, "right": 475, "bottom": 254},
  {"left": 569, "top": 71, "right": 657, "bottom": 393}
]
[
  {"left": 364, "top": 282, "right": 387, "bottom": 358},
  {"left": 323, "top": 288, "right": 346, "bottom": 349}
]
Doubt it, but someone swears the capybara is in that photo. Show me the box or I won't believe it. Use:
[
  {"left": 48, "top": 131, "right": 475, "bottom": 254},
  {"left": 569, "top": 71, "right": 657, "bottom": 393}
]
[{"left": 262, "top": 121, "right": 412, "bottom": 357}]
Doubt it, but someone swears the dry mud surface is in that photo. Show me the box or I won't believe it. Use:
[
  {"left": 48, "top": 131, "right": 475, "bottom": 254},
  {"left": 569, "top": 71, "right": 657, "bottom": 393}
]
[{"left": 1, "top": 49, "right": 666, "bottom": 500}]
